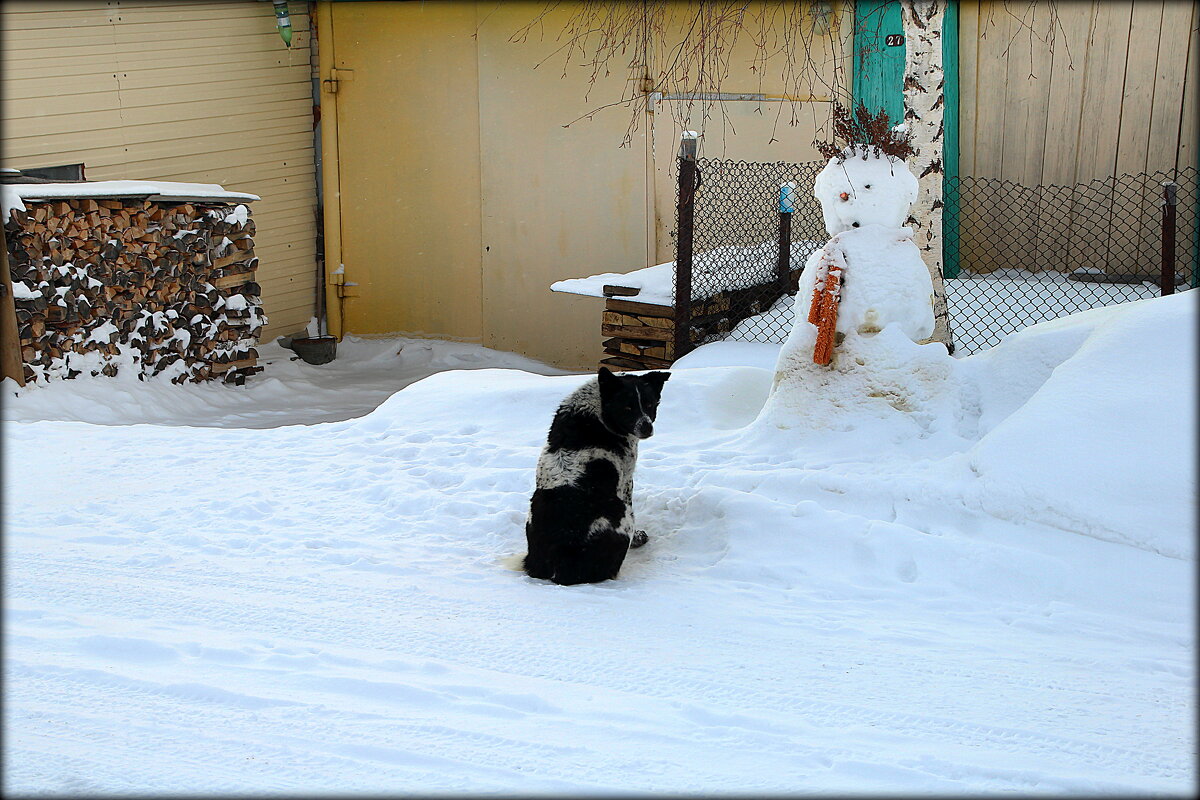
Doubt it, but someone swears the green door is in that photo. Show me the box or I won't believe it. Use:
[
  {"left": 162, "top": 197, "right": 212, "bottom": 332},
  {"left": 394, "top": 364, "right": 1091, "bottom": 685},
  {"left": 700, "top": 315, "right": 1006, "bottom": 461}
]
[
  {"left": 852, "top": 0, "right": 905, "bottom": 126},
  {"left": 853, "top": 0, "right": 960, "bottom": 278}
]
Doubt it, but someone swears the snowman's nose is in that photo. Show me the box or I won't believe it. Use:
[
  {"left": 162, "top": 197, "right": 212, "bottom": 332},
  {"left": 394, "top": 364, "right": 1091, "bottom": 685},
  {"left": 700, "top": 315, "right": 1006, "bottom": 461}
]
[{"left": 839, "top": 192, "right": 850, "bottom": 201}]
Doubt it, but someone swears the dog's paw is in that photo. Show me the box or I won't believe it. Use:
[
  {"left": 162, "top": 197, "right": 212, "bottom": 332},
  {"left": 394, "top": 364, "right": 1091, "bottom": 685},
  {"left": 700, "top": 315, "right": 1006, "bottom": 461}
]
[{"left": 630, "top": 530, "right": 649, "bottom": 549}]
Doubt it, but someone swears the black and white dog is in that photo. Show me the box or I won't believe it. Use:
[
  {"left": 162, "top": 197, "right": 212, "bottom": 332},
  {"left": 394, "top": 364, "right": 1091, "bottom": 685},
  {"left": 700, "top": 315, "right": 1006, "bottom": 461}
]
[{"left": 523, "top": 367, "right": 671, "bottom": 585}]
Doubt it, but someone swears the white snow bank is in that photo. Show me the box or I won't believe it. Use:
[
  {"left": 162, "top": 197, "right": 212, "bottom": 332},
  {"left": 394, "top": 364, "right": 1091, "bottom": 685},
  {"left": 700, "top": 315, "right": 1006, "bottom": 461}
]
[
  {"left": 2, "top": 336, "right": 572, "bottom": 428},
  {"left": 966, "top": 291, "right": 1198, "bottom": 559},
  {"left": 672, "top": 340, "right": 783, "bottom": 371},
  {"left": 2, "top": 300, "right": 1194, "bottom": 793}
]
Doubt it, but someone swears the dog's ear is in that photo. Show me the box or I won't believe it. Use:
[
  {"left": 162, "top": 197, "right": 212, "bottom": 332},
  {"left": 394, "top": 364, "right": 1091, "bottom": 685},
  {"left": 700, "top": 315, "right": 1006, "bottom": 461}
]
[
  {"left": 597, "top": 366, "right": 617, "bottom": 393},
  {"left": 645, "top": 370, "right": 671, "bottom": 390}
]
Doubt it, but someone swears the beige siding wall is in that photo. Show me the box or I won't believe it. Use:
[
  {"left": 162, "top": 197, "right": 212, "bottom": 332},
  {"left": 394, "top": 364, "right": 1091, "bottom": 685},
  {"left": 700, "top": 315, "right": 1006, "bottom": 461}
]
[{"left": 1, "top": 0, "right": 319, "bottom": 339}]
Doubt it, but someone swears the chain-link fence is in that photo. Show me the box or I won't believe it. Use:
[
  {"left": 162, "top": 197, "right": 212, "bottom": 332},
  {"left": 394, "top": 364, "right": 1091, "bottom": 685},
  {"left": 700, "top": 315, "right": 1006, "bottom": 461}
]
[
  {"left": 944, "top": 167, "right": 1197, "bottom": 354},
  {"left": 673, "top": 153, "right": 1197, "bottom": 357},
  {"left": 673, "top": 157, "right": 825, "bottom": 350}
]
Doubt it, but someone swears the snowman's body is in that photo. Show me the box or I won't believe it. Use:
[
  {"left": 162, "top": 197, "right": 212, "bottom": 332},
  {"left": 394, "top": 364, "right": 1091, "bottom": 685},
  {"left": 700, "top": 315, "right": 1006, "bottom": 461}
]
[
  {"left": 759, "top": 147, "right": 953, "bottom": 437},
  {"left": 794, "top": 226, "right": 934, "bottom": 343}
]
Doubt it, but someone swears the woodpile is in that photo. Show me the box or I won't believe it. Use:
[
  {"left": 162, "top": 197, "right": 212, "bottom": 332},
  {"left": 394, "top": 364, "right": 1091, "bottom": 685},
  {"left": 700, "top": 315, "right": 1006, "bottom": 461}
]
[
  {"left": 601, "top": 297, "right": 676, "bottom": 370},
  {"left": 4, "top": 195, "right": 265, "bottom": 385},
  {"left": 598, "top": 272, "right": 799, "bottom": 371}
]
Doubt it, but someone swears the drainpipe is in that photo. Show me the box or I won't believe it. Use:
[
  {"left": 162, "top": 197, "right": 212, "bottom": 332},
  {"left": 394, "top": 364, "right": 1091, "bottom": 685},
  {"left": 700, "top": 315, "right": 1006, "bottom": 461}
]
[{"left": 316, "top": 1, "right": 344, "bottom": 339}]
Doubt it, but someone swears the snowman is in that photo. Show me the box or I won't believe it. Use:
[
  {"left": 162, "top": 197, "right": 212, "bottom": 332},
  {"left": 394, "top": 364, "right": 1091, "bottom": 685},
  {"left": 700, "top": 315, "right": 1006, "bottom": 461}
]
[{"left": 757, "top": 143, "right": 956, "bottom": 439}]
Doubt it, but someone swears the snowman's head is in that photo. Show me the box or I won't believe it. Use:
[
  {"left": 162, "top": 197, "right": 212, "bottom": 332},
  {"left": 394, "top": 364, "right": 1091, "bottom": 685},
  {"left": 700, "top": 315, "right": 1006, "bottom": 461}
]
[{"left": 813, "top": 146, "right": 919, "bottom": 237}]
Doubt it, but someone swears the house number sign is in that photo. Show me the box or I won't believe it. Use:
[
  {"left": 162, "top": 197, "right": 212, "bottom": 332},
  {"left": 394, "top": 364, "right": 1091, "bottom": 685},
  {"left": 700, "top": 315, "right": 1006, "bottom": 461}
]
[{"left": 885, "top": 34, "right": 904, "bottom": 46}]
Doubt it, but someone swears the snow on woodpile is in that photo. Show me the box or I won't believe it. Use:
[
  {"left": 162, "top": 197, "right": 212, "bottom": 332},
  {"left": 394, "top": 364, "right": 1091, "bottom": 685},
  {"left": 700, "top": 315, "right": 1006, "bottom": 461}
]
[
  {"left": 4, "top": 182, "right": 265, "bottom": 385},
  {"left": 552, "top": 239, "right": 820, "bottom": 306}
]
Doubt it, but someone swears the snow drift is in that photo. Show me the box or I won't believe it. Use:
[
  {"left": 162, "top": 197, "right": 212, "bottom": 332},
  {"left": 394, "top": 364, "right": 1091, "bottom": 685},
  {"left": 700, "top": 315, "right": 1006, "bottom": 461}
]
[
  {"left": 2, "top": 293, "right": 1194, "bottom": 794},
  {"left": 965, "top": 291, "right": 1197, "bottom": 559}
]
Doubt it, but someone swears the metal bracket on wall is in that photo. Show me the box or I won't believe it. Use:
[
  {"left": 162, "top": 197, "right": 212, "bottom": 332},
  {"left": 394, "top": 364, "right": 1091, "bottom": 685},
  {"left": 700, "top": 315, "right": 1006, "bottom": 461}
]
[
  {"left": 330, "top": 270, "right": 359, "bottom": 299},
  {"left": 322, "top": 68, "right": 355, "bottom": 94},
  {"left": 647, "top": 91, "right": 830, "bottom": 114}
]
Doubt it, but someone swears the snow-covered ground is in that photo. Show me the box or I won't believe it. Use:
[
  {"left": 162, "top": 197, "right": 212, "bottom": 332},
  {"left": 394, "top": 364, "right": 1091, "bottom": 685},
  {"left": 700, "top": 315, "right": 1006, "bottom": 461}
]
[
  {"left": 1, "top": 336, "right": 572, "bottom": 428},
  {"left": 4, "top": 296, "right": 1196, "bottom": 795}
]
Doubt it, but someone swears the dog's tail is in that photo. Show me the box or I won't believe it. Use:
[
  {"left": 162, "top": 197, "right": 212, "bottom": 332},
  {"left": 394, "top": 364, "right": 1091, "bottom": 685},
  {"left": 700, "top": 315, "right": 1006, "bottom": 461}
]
[{"left": 498, "top": 553, "right": 527, "bottom": 572}]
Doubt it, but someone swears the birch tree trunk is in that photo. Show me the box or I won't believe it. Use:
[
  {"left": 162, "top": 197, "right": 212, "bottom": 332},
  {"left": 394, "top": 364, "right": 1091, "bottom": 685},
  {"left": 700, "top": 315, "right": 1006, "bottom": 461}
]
[{"left": 901, "top": 0, "right": 953, "bottom": 350}]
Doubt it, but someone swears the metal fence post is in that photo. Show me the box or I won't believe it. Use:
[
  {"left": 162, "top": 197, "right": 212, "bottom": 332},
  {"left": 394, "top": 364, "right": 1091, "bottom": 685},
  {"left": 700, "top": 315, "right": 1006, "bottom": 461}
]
[
  {"left": 777, "top": 182, "right": 795, "bottom": 292},
  {"left": 1162, "top": 181, "right": 1178, "bottom": 296},
  {"left": 674, "top": 133, "right": 698, "bottom": 361}
]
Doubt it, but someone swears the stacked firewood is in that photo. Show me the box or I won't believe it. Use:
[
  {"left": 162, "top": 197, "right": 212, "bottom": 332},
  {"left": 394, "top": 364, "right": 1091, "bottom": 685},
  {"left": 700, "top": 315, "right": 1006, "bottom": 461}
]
[
  {"left": 598, "top": 271, "right": 802, "bottom": 371},
  {"left": 5, "top": 196, "right": 265, "bottom": 384},
  {"left": 598, "top": 289, "right": 749, "bottom": 371},
  {"left": 601, "top": 298, "right": 677, "bottom": 370}
]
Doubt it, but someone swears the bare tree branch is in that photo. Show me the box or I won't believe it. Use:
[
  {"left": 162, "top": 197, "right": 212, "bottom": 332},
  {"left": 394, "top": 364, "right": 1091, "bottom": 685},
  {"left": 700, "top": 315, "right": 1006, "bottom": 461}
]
[{"left": 509, "top": 1, "right": 855, "bottom": 150}]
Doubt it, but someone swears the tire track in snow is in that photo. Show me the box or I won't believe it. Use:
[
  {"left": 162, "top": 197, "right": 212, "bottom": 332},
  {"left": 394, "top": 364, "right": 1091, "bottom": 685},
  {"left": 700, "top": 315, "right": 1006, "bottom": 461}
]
[
  {"left": 6, "top": 549, "right": 1188, "bottom": 790},
  {"left": 5, "top": 408, "right": 1192, "bottom": 793}
]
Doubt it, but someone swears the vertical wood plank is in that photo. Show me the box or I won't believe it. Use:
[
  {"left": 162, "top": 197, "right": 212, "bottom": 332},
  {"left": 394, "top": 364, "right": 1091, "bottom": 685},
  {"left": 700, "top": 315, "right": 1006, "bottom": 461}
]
[
  {"left": 1074, "top": 0, "right": 1134, "bottom": 182},
  {"left": 958, "top": 177, "right": 997, "bottom": 273},
  {"left": 1146, "top": 0, "right": 1193, "bottom": 173},
  {"left": 1115, "top": 1, "right": 1164, "bottom": 176},
  {"left": 1039, "top": 1, "right": 1094, "bottom": 186},
  {"left": 998, "top": 1, "right": 1055, "bottom": 185},
  {"left": 1066, "top": 174, "right": 1118, "bottom": 276},
  {"left": 1177, "top": 1, "right": 1200, "bottom": 173},
  {"left": 1113, "top": 2, "right": 1166, "bottom": 278},
  {"left": 0, "top": 225, "right": 26, "bottom": 386},
  {"left": 942, "top": 0, "right": 962, "bottom": 277},
  {"left": 1036, "top": 183, "right": 1076, "bottom": 273},
  {"left": 1075, "top": 0, "right": 1134, "bottom": 276},
  {"left": 970, "top": 1, "right": 1011, "bottom": 180},
  {"left": 968, "top": 2, "right": 1015, "bottom": 272},
  {"left": 1036, "top": 2, "right": 1094, "bottom": 277},
  {"left": 998, "top": 2, "right": 1056, "bottom": 271},
  {"left": 1176, "top": 2, "right": 1199, "bottom": 285},
  {"left": 954, "top": 1, "right": 983, "bottom": 277}
]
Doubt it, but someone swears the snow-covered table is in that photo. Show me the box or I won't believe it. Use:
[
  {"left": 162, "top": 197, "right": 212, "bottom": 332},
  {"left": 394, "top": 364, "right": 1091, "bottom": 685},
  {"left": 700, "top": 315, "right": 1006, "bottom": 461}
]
[{"left": 552, "top": 238, "right": 816, "bottom": 370}]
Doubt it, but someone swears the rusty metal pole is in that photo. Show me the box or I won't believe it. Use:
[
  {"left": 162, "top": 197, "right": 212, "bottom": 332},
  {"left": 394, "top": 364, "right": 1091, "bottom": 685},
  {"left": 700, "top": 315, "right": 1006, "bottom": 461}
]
[
  {"left": 776, "top": 181, "right": 795, "bottom": 292},
  {"left": 1161, "top": 182, "right": 1178, "bottom": 296},
  {"left": 674, "top": 133, "right": 698, "bottom": 362}
]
